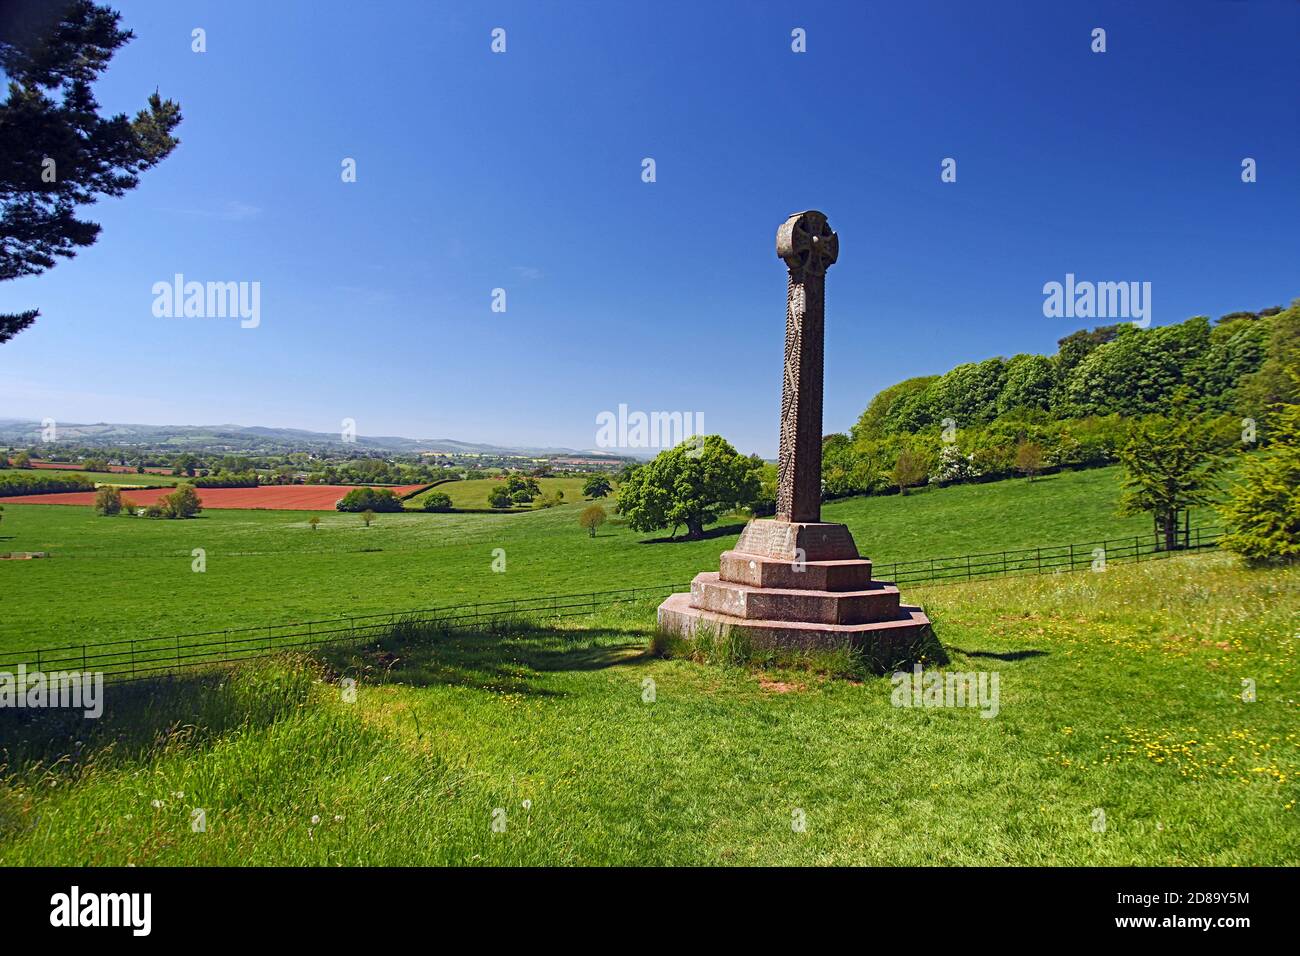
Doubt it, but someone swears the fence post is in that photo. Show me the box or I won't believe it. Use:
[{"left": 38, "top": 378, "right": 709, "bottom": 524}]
[
  {"left": 1135, "top": 536, "right": 1141, "bottom": 562},
  {"left": 966, "top": 554, "right": 972, "bottom": 581},
  {"left": 130, "top": 639, "right": 135, "bottom": 680},
  {"left": 1036, "top": 548, "right": 1041, "bottom": 574},
  {"left": 1068, "top": 543, "right": 1074, "bottom": 571},
  {"left": 176, "top": 635, "right": 181, "bottom": 668}
]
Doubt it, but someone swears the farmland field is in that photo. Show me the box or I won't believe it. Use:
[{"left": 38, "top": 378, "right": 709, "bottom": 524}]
[
  {"left": 3, "top": 468, "right": 179, "bottom": 487},
  {"left": 0, "top": 465, "right": 1222, "bottom": 655},
  {"left": 409, "top": 476, "right": 591, "bottom": 511},
  {"left": 28, "top": 460, "right": 175, "bottom": 476},
  {"left": 1, "top": 483, "right": 428, "bottom": 509}
]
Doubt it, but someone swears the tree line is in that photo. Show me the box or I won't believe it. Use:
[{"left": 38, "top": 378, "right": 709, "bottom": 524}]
[{"left": 825, "top": 301, "right": 1298, "bottom": 497}]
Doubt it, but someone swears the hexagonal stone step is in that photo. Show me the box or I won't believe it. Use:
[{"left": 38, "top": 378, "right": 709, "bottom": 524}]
[
  {"left": 658, "top": 591, "right": 932, "bottom": 654},
  {"left": 719, "top": 550, "right": 872, "bottom": 592},
  {"left": 689, "top": 572, "right": 901, "bottom": 625}
]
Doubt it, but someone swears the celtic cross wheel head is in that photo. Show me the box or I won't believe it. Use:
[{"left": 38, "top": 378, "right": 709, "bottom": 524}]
[{"left": 776, "top": 210, "right": 838, "bottom": 277}]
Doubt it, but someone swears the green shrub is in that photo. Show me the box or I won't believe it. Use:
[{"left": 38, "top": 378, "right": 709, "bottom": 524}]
[
  {"left": 93, "top": 485, "right": 123, "bottom": 515},
  {"left": 0, "top": 473, "right": 94, "bottom": 497},
  {"left": 421, "top": 492, "right": 452, "bottom": 512},
  {"left": 193, "top": 471, "right": 258, "bottom": 488},
  {"left": 1221, "top": 400, "right": 1300, "bottom": 562},
  {"left": 159, "top": 483, "right": 203, "bottom": 518},
  {"left": 336, "top": 487, "right": 404, "bottom": 513}
]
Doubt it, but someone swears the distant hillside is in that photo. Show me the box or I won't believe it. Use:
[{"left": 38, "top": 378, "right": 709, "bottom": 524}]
[{"left": 0, "top": 419, "right": 626, "bottom": 460}]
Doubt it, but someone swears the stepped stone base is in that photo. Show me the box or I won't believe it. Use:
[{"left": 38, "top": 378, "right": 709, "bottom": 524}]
[
  {"left": 718, "top": 551, "right": 872, "bottom": 591},
  {"left": 657, "top": 519, "right": 934, "bottom": 663},
  {"left": 658, "top": 592, "right": 932, "bottom": 654}
]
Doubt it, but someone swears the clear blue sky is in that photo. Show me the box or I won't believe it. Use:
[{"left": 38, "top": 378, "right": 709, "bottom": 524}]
[{"left": 2, "top": 0, "right": 1297, "bottom": 456}]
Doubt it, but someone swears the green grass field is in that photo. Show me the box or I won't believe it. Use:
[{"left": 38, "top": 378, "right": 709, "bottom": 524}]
[
  {"left": 4, "top": 469, "right": 179, "bottom": 487},
  {"left": 408, "top": 476, "right": 591, "bottom": 511},
  {"left": 1, "top": 549, "right": 1293, "bottom": 865},
  {"left": 0, "top": 465, "right": 1223, "bottom": 656}
]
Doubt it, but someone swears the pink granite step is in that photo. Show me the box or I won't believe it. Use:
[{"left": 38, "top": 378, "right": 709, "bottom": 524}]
[
  {"left": 733, "top": 519, "right": 861, "bottom": 562},
  {"left": 718, "top": 550, "right": 872, "bottom": 591},
  {"left": 658, "top": 591, "right": 932, "bottom": 653},
  {"left": 690, "top": 572, "right": 901, "bottom": 625}
]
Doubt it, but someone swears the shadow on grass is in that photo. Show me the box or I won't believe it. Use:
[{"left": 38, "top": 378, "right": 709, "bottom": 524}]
[
  {"left": 0, "top": 657, "right": 317, "bottom": 778},
  {"left": 1, "top": 615, "right": 655, "bottom": 779},
  {"left": 638, "top": 522, "right": 747, "bottom": 544},
  {"left": 316, "top": 619, "right": 653, "bottom": 699},
  {"left": 946, "top": 646, "right": 1048, "bottom": 662}
]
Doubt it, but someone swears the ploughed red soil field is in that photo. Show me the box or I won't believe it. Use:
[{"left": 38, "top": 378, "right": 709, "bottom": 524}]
[{"left": 1, "top": 484, "right": 428, "bottom": 510}]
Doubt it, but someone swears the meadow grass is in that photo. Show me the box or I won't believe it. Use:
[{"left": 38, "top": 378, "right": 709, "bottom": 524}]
[
  {"left": 0, "top": 465, "right": 1223, "bottom": 655},
  {"left": 407, "top": 476, "right": 591, "bottom": 510},
  {"left": 1, "top": 550, "right": 1293, "bottom": 865},
  {"left": 0, "top": 469, "right": 181, "bottom": 488}
]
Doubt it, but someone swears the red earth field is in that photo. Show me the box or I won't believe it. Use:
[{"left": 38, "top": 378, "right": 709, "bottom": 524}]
[{"left": 1, "top": 484, "right": 429, "bottom": 511}]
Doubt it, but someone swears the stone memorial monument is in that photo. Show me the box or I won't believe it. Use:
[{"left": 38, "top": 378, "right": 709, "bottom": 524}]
[{"left": 658, "top": 210, "right": 933, "bottom": 660}]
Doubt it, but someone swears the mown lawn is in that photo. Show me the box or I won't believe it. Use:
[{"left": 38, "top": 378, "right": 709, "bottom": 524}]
[
  {"left": 0, "top": 465, "right": 1224, "bottom": 655},
  {"left": 0, "top": 550, "right": 1293, "bottom": 865}
]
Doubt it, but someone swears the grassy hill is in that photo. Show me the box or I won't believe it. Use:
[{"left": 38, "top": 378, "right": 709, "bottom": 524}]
[
  {"left": 1, "top": 549, "right": 1293, "bottom": 865},
  {"left": 408, "top": 476, "right": 590, "bottom": 511},
  {"left": 0, "top": 465, "right": 1223, "bottom": 655}
]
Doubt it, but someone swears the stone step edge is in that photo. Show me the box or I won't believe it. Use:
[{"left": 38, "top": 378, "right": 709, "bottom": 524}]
[
  {"left": 660, "top": 591, "right": 931, "bottom": 635},
  {"left": 692, "top": 570, "right": 900, "bottom": 601},
  {"left": 721, "top": 550, "right": 873, "bottom": 569}
]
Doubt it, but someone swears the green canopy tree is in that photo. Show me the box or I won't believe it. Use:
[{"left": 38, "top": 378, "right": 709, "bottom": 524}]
[
  {"left": 1220, "top": 370, "right": 1300, "bottom": 562},
  {"left": 582, "top": 474, "right": 612, "bottom": 499},
  {"left": 997, "top": 354, "right": 1056, "bottom": 415},
  {"left": 1117, "top": 393, "right": 1228, "bottom": 551},
  {"left": 160, "top": 482, "right": 202, "bottom": 519},
  {"left": 616, "top": 435, "right": 760, "bottom": 539},
  {"left": 852, "top": 375, "right": 938, "bottom": 439},
  {"left": 421, "top": 491, "right": 452, "bottom": 512},
  {"left": 0, "top": 0, "right": 182, "bottom": 342}
]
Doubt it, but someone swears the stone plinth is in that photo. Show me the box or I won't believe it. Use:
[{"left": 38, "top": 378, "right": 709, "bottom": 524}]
[
  {"left": 657, "top": 518, "right": 933, "bottom": 664},
  {"left": 658, "top": 592, "right": 931, "bottom": 655}
]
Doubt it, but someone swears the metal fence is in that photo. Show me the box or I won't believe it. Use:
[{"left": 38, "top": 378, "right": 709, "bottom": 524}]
[
  {"left": 1, "top": 526, "right": 1222, "bottom": 685},
  {"left": 0, "top": 583, "right": 687, "bottom": 686},
  {"left": 874, "top": 525, "right": 1222, "bottom": 585}
]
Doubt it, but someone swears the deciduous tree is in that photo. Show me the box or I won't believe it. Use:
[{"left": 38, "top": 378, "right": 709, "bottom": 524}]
[
  {"left": 1118, "top": 394, "right": 1227, "bottom": 551},
  {"left": 616, "top": 435, "right": 760, "bottom": 539}
]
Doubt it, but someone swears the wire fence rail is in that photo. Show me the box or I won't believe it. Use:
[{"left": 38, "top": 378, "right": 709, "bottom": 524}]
[{"left": 1, "top": 526, "right": 1222, "bottom": 685}]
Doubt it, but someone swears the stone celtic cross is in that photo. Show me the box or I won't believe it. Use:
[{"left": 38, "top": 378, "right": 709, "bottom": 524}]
[
  {"left": 658, "top": 208, "right": 932, "bottom": 655},
  {"left": 775, "top": 210, "right": 838, "bottom": 523}
]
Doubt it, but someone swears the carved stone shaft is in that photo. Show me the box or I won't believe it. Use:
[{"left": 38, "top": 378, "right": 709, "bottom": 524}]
[{"left": 775, "top": 210, "right": 838, "bottom": 523}]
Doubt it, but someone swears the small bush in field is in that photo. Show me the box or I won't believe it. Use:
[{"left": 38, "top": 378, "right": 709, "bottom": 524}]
[
  {"left": 94, "top": 485, "right": 123, "bottom": 516},
  {"left": 579, "top": 504, "right": 607, "bottom": 537}
]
